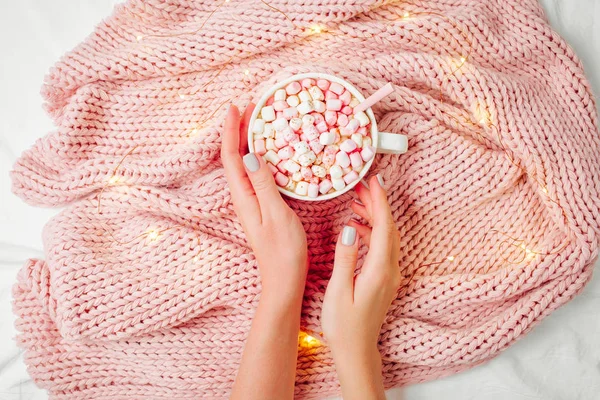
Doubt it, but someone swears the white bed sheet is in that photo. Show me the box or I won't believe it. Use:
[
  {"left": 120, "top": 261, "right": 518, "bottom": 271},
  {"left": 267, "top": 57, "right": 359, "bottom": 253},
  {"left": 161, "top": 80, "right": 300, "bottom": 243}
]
[{"left": 0, "top": 1, "right": 599, "bottom": 399}]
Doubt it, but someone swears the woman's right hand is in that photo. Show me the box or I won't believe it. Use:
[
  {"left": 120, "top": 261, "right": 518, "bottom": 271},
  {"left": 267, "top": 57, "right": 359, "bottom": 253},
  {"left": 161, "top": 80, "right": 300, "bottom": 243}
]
[{"left": 321, "top": 174, "right": 401, "bottom": 400}]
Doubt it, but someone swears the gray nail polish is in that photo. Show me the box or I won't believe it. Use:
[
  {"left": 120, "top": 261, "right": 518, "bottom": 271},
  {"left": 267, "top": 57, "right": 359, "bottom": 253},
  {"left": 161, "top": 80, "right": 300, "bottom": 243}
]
[
  {"left": 341, "top": 226, "right": 356, "bottom": 246},
  {"left": 376, "top": 173, "right": 385, "bottom": 189},
  {"left": 243, "top": 153, "right": 259, "bottom": 172}
]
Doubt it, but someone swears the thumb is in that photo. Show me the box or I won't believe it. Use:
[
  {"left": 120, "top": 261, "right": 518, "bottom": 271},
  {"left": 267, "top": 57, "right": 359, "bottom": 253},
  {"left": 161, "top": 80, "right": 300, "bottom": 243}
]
[
  {"left": 328, "top": 225, "right": 359, "bottom": 298},
  {"left": 242, "top": 152, "right": 285, "bottom": 210}
]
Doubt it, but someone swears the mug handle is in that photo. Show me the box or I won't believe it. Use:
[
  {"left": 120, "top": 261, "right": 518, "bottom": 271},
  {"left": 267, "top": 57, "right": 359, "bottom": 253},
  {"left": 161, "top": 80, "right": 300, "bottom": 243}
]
[{"left": 376, "top": 132, "right": 408, "bottom": 154}]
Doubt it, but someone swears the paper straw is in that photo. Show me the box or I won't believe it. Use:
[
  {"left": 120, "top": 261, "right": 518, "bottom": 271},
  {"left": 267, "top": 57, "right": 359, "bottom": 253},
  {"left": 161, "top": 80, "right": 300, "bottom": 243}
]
[{"left": 354, "top": 82, "right": 394, "bottom": 114}]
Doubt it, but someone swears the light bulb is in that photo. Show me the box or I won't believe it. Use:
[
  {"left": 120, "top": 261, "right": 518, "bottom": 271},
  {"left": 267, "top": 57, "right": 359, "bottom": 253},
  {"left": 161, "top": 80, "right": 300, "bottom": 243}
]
[
  {"left": 136, "top": 35, "right": 144, "bottom": 41},
  {"left": 147, "top": 229, "right": 160, "bottom": 241},
  {"left": 179, "top": 93, "right": 186, "bottom": 99},
  {"left": 403, "top": 12, "right": 410, "bottom": 18},
  {"left": 447, "top": 255, "right": 455, "bottom": 261},
  {"left": 243, "top": 69, "right": 250, "bottom": 75},
  {"left": 460, "top": 57, "right": 466, "bottom": 63},
  {"left": 109, "top": 176, "right": 119, "bottom": 184}
]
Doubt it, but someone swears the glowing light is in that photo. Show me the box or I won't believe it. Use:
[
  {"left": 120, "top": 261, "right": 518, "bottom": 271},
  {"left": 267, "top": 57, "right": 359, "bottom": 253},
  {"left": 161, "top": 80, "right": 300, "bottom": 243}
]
[
  {"left": 542, "top": 187, "right": 548, "bottom": 194},
  {"left": 299, "top": 332, "right": 320, "bottom": 348},
  {"left": 147, "top": 229, "right": 160, "bottom": 241},
  {"left": 136, "top": 35, "right": 144, "bottom": 41},
  {"left": 109, "top": 176, "right": 119, "bottom": 184},
  {"left": 403, "top": 12, "right": 410, "bottom": 19},
  {"left": 193, "top": 255, "right": 200, "bottom": 262},
  {"left": 243, "top": 69, "right": 250, "bottom": 75},
  {"left": 179, "top": 93, "right": 187, "bottom": 99},
  {"left": 190, "top": 127, "right": 199, "bottom": 136},
  {"left": 460, "top": 57, "right": 466, "bottom": 63},
  {"left": 447, "top": 255, "right": 455, "bottom": 262},
  {"left": 308, "top": 25, "right": 323, "bottom": 34}
]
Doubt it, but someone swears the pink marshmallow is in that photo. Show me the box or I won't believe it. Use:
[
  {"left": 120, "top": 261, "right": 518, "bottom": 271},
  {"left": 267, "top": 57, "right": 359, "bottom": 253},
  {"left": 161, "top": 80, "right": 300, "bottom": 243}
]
[
  {"left": 301, "top": 166, "right": 313, "bottom": 180},
  {"left": 361, "top": 146, "right": 375, "bottom": 162},
  {"left": 358, "top": 126, "right": 369, "bottom": 135},
  {"left": 339, "top": 90, "right": 351, "bottom": 105},
  {"left": 343, "top": 170, "right": 359, "bottom": 185},
  {"left": 254, "top": 139, "right": 266, "bottom": 155},
  {"left": 350, "top": 152, "right": 363, "bottom": 169},
  {"left": 340, "top": 139, "right": 358, "bottom": 153},
  {"left": 275, "top": 172, "right": 289, "bottom": 187},
  {"left": 267, "top": 162, "right": 278, "bottom": 175},
  {"left": 346, "top": 119, "right": 360, "bottom": 134},
  {"left": 312, "top": 113, "right": 325, "bottom": 125},
  {"left": 325, "top": 110, "right": 337, "bottom": 126},
  {"left": 316, "top": 121, "right": 329, "bottom": 133},
  {"left": 325, "top": 91, "right": 338, "bottom": 100},
  {"left": 310, "top": 176, "right": 320, "bottom": 185},
  {"left": 316, "top": 79, "right": 330, "bottom": 91},
  {"left": 337, "top": 113, "right": 349, "bottom": 127},
  {"left": 276, "top": 161, "right": 287, "bottom": 174},
  {"left": 336, "top": 151, "right": 351, "bottom": 168},
  {"left": 276, "top": 111, "right": 284, "bottom": 119},
  {"left": 283, "top": 131, "right": 298, "bottom": 143},
  {"left": 308, "top": 183, "right": 320, "bottom": 198},
  {"left": 319, "top": 179, "right": 333, "bottom": 194},
  {"left": 277, "top": 146, "right": 294, "bottom": 160},
  {"left": 303, "top": 125, "right": 320, "bottom": 141},
  {"left": 274, "top": 137, "right": 287, "bottom": 149},
  {"left": 287, "top": 134, "right": 300, "bottom": 144},
  {"left": 322, "top": 153, "right": 335, "bottom": 167},
  {"left": 301, "top": 78, "right": 316, "bottom": 88},
  {"left": 300, "top": 133, "right": 307, "bottom": 141},
  {"left": 329, "top": 82, "right": 345, "bottom": 95},
  {"left": 309, "top": 140, "right": 324, "bottom": 154},
  {"left": 285, "top": 81, "right": 302, "bottom": 95},
  {"left": 326, "top": 99, "right": 342, "bottom": 111},
  {"left": 341, "top": 106, "right": 353, "bottom": 115},
  {"left": 273, "top": 100, "right": 288, "bottom": 111},
  {"left": 283, "top": 107, "right": 298, "bottom": 120}
]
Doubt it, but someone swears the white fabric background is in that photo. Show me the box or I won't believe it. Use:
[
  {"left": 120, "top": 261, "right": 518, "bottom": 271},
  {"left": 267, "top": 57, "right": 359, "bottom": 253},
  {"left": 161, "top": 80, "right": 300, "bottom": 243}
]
[{"left": 0, "top": 1, "right": 599, "bottom": 399}]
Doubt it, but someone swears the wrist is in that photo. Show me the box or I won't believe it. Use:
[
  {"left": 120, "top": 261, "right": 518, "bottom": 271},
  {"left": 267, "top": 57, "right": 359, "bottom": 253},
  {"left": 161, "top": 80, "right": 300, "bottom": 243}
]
[{"left": 330, "top": 342, "right": 385, "bottom": 400}]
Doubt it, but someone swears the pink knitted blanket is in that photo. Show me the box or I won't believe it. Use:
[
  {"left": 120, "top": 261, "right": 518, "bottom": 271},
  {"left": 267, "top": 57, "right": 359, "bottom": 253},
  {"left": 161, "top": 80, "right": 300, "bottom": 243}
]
[{"left": 11, "top": 0, "right": 600, "bottom": 399}]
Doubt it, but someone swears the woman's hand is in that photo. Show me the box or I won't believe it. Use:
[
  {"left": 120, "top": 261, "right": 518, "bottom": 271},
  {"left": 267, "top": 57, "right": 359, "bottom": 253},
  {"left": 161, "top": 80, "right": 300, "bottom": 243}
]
[
  {"left": 221, "top": 103, "right": 308, "bottom": 304},
  {"left": 321, "top": 174, "right": 401, "bottom": 400}
]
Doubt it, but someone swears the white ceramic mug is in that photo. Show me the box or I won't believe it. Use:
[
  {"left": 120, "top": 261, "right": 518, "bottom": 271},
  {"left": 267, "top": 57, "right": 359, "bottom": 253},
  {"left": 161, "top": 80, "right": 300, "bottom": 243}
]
[{"left": 248, "top": 72, "right": 407, "bottom": 201}]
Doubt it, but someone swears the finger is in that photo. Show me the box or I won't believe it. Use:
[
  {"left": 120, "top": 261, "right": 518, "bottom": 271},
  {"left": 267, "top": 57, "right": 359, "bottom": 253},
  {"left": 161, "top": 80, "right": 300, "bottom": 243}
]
[
  {"left": 328, "top": 225, "right": 359, "bottom": 300},
  {"left": 242, "top": 152, "right": 286, "bottom": 217},
  {"left": 239, "top": 103, "right": 255, "bottom": 154},
  {"left": 354, "top": 181, "right": 374, "bottom": 220},
  {"left": 350, "top": 200, "right": 372, "bottom": 225},
  {"left": 221, "top": 105, "right": 260, "bottom": 224},
  {"left": 348, "top": 219, "right": 372, "bottom": 245},
  {"left": 368, "top": 173, "right": 396, "bottom": 259}
]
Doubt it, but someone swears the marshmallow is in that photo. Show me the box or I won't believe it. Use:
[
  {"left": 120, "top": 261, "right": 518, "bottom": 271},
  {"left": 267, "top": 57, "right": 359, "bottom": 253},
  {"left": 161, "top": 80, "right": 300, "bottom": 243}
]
[
  {"left": 313, "top": 100, "right": 326, "bottom": 113},
  {"left": 329, "top": 82, "right": 345, "bottom": 95},
  {"left": 274, "top": 89, "right": 287, "bottom": 101},
  {"left": 326, "top": 99, "right": 342, "bottom": 111},
  {"left": 273, "top": 117, "right": 288, "bottom": 132},
  {"left": 283, "top": 129, "right": 298, "bottom": 142},
  {"left": 298, "top": 90, "right": 312, "bottom": 102},
  {"left": 284, "top": 179, "right": 296, "bottom": 191},
  {"left": 322, "top": 152, "right": 335, "bottom": 167},
  {"left": 252, "top": 118, "right": 265, "bottom": 134},
  {"left": 304, "top": 124, "right": 320, "bottom": 141},
  {"left": 276, "top": 161, "right": 288, "bottom": 174},
  {"left": 350, "top": 152, "right": 363, "bottom": 169},
  {"left": 317, "top": 79, "right": 331, "bottom": 91},
  {"left": 342, "top": 166, "right": 353, "bottom": 175},
  {"left": 351, "top": 133, "right": 363, "bottom": 147},
  {"left": 275, "top": 172, "right": 289, "bottom": 187},
  {"left": 285, "top": 81, "right": 302, "bottom": 95},
  {"left": 293, "top": 141, "right": 310, "bottom": 155},
  {"left": 266, "top": 138, "right": 276, "bottom": 151},
  {"left": 284, "top": 159, "right": 301, "bottom": 173},
  {"left": 301, "top": 78, "right": 315, "bottom": 88},
  {"left": 277, "top": 146, "right": 294, "bottom": 160},
  {"left": 273, "top": 100, "right": 288, "bottom": 111},
  {"left": 332, "top": 177, "right": 346, "bottom": 191},
  {"left": 357, "top": 126, "right": 369, "bottom": 136},
  {"left": 309, "top": 139, "right": 324, "bottom": 154},
  {"left": 263, "top": 123, "right": 274, "bottom": 138},
  {"left": 340, "top": 139, "right": 358, "bottom": 153},
  {"left": 329, "top": 165, "right": 343, "bottom": 179},
  {"left": 308, "top": 86, "right": 324, "bottom": 101},
  {"left": 336, "top": 151, "right": 351, "bottom": 168},
  {"left": 354, "top": 111, "right": 370, "bottom": 127},
  {"left": 276, "top": 111, "right": 284, "bottom": 119},
  {"left": 264, "top": 150, "right": 280, "bottom": 165},
  {"left": 343, "top": 170, "right": 359, "bottom": 185},
  {"left": 319, "top": 179, "right": 333, "bottom": 194},
  {"left": 297, "top": 101, "right": 314, "bottom": 115},
  {"left": 295, "top": 181, "right": 309, "bottom": 196},
  {"left": 363, "top": 136, "right": 372, "bottom": 147},
  {"left": 298, "top": 150, "right": 317, "bottom": 167},
  {"left": 292, "top": 171, "right": 303, "bottom": 182},
  {"left": 316, "top": 121, "right": 329, "bottom": 133},
  {"left": 289, "top": 118, "right": 303, "bottom": 131},
  {"left": 319, "top": 131, "right": 336, "bottom": 145},
  {"left": 325, "top": 110, "right": 337, "bottom": 126},
  {"left": 274, "top": 137, "right": 287, "bottom": 149},
  {"left": 286, "top": 95, "right": 300, "bottom": 107},
  {"left": 283, "top": 107, "right": 298, "bottom": 119},
  {"left": 314, "top": 152, "right": 323, "bottom": 165},
  {"left": 261, "top": 106, "right": 276, "bottom": 122},
  {"left": 308, "top": 183, "right": 320, "bottom": 198},
  {"left": 346, "top": 119, "right": 360, "bottom": 134},
  {"left": 254, "top": 139, "right": 266, "bottom": 155},
  {"left": 313, "top": 113, "right": 325, "bottom": 125},
  {"left": 349, "top": 97, "right": 360, "bottom": 107},
  {"left": 324, "top": 144, "right": 339, "bottom": 155},
  {"left": 301, "top": 166, "right": 313, "bottom": 180},
  {"left": 312, "top": 165, "right": 327, "bottom": 178},
  {"left": 337, "top": 113, "right": 349, "bottom": 127},
  {"left": 302, "top": 114, "right": 315, "bottom": 126},
  {"left": 325, "top": 91, "right": 338, "bottom": 100},
  {"left": 339, "top": 90, "right": 351, "bottom": 106},
  {"left": 361, "top": 146, "right": 375, "bottom": 162},
  {"left": 310, "top": 176, "right": 320, "bottom": 184},
  {"left": 341, "top": 106, "right": 353, "bottom": 115}
]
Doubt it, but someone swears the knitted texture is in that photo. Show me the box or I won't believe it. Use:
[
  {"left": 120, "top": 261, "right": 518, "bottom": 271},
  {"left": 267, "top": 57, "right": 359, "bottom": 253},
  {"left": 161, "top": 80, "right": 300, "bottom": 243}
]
[{"left": 10, "top": 0, "right": 600, "bottom": 398}]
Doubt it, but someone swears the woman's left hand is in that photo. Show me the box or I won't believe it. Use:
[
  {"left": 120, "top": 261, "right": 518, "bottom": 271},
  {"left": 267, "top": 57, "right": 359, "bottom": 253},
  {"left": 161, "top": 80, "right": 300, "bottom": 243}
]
[{"left": 221, "top": 103, "right": 308, "bottom": 305}]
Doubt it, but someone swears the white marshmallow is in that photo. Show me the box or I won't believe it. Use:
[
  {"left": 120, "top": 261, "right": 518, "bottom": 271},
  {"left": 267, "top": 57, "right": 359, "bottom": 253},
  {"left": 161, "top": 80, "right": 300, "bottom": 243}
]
[
  {"left": 284, "top": 159, "right": 301, "bottom": 173},
  {"left": 274, "top": 89, "right": 287, "bottom": 101},
  {"left": 319, "top": 131, "right": 336, "bottom": 145},
  {"left": 313, "top": 100, "right": 326, "bottom": 113},
  {"left": 304, "top": 125, "right": 320, "bottom": 141},
  {"left": 261, "top": 106, "right": 276, "bottom": 122},
  {"left": 294, "top": 141, "right": 310, "bottom": 155},
  {"left": 266, "top": 138, "right": 276, "bottom": 151},
  {"left": 354, "top": 111, "right": 370, "bottom": 127},
  {"left": 329, "top": 165, "right": 343, "bottom": 179},
  {"left": 311, "top": 165, "right": 327, "bottom": 178},
  {"left": 292, "top": 171, "right": 303, "bottom": 182},
  {"left": 297, "top": 101, "right": 314, "bottom": 115},
  {"left": 308, "top": 86, "right": 324, "bottom": 101},
  {"left": 295, "top": 181, "right": 309, "bottom": 196},
  {"left": 298, "top": 150, "right": 317, "bottom": 167},
  {"left": 286, "top": 95, "right": 300, "bottom": 107},
  {"left": 349, "top": 97, "right": 360, "bottom": 107},
  {"left": 363, "top": 136, "right": 372, "bottom": 147},
  {"left": 302, "top": 114, "right": 315, "bottom": 126},
  {"left": 264, "top": 150, "right": 280, "bottom": 165},
  {"left": 289, "top": 118, "right": 303, "bottom": 132},
  {"left": 283, "top": 107, "right": 298, "bottom": 119},
  {"left": 263, "top": 123, "right": 274, "bottom": 139},
  {"left": 298, "top": 90, "right": 312, "bottom": 102},
  {"left": 351, "top": 133, "right": 363, "bottom": 147},
  {"left": 284, "top": 179, "right": 296, "bottom": 191},
  {"left": 332, "top": 178, "right": 346, "bottom": 191},
  {"left": 273, "top": 117, "right": 288, "bottom": 132},
  {"left": 252, "top": 118, "right": 265, "bottom": 134}
]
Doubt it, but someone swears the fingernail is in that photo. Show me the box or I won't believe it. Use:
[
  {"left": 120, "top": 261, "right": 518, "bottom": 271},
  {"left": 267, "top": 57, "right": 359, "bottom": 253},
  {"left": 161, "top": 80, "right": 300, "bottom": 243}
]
[
  {"left": 243, "top": 153, "right": 260, "bottom": 172},
  {"left": 354, "top": 198, "right": 363, "bottom": 206},
  {"left": 376, "top": 173, "right": 385, "bottom": 189},
  {"left": 341, "top": 225, "right": 356, "bottom": 246},
  {"left": 360, "top": 178, "right": 370, "bottom": 189}
]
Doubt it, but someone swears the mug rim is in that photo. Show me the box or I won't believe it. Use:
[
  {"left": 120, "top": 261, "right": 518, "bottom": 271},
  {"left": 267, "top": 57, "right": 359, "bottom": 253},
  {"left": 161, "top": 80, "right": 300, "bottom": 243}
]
[{"left": 248, "top": 72, "right": 379, "bottom": 201}]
